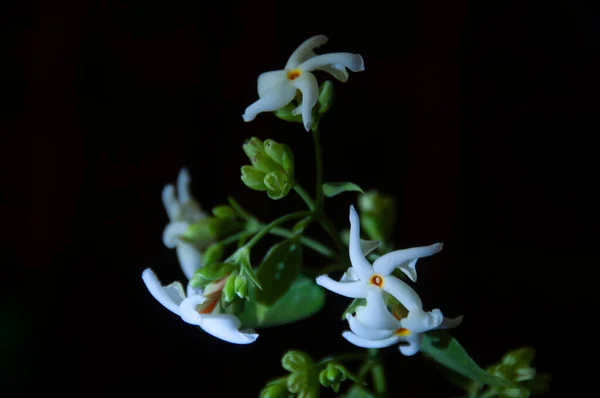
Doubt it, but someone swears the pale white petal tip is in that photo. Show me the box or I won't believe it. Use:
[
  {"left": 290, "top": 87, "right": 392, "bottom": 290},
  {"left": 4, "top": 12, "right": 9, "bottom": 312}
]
[
  {"left": 434, "top": 242, "right": 444, "bottom": 252},
  {"left": 356, "top": 54, "right": 365, "bottom": 71},
  {"left": 315, "top": 274, "right": 329, "bottom": 286},
  {"left": 398, "top": 342, "right": 420, "bottom": 356},
  {"left": 242, "top": 113, "right": 253, "bottom": 122},
  {"left": 236, "top": 331, "right": 260, "bottom": 344},
  {"left": 349, "top": 204, "right": 359, "bottom": 222},
  {"left": 304, "top": 120, "right": 311, "bottom": 132},
  {"left": 141, "top": 267, "right": 155, "bottom": 281},
  {"left": 178, "top": 167, "right": 190, "bottom": 181}
]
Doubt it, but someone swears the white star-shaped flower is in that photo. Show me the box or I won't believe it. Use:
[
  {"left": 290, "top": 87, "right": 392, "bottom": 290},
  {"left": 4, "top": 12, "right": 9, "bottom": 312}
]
[
  {"left": 343, "top": 287, "right": 463, "bottom": 356},
  {"left": 162, "top": 167, "right": 207, "bottom": 280},
  {"left": 316, "top": 205, "right": 446, "bottom": 334},
  {"left": 242, "top": 34, "right": 365, "bottom": 131},
  {"left": 141, "top": 269, "right": 258, "bottom": 344}
]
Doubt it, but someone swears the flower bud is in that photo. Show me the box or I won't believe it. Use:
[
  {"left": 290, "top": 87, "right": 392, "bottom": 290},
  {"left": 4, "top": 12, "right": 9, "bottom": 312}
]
[
  {"left": 223, "top": 271, "right": 238, "bottom": 303},
  {"left": 281, "top": 350, "right": 313, "bottom": 373},
  {"left": 252, "top": 152, "right": 281, "bottom": 173},
  {"left": 264, "top": 139, "right": 294, "bottom": 177},
  {"left": 212, "top": 205, "right": 236, "bottom": 219},
  {"left": 264, "top": 171, "right": 292, "bottom": 200},
  {"left": 203, "top": 242, "right": 224, "bottom": 266},
  {"left": 501, "top": 347, "right": 535, "bottom": 367},
  {"left": 274, "top": 103, "right": 304, "bottom": 123},
  {"left": 259, "top": 381, "right": 288, "bottom": 398},
  {"left": 318, "top": 363, "right": 348, "bottom": 393},
  {"left": 241, "top": 166, "right": 267, "bottom": 191},
  {"left": 234, "top": 274, "right": 248, "bottom": 299},
  {"left": 317, "top": 80, "right": 334, "bottom": 115},
  {"left": 358, "top": 190, "right": 396, "bottom": 242},
  {"left": 242, "top": 137, "right": 264, "bottom": 161}
]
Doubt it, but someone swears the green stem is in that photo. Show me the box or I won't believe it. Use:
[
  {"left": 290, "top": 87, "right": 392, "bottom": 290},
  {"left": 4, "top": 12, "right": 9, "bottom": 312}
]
[
  {"left": 221, "top": 230, "right": 253, "bottom": 246},
  {"left": 269, "top": 227, "right": 335, "bottom": 258},
  {"left": 369, "top": 349, "right": 386, "bottom": 397},
  {"left": 317, "top": 213, "right": 347, "bottom": 255},
  {"left": 316, "top": 353, "right": 368, "bottom": 367},
  {"left": 293, "top": 185, "right": 316, "bottom": 211},
  {"left": 227, "top": 196, "right": 253, "bottom": 220},
  {"left": 312, "top": 125, "right": 324, "bottom": 208},
  {"left": 244, "top": 211, "right": 312, "bottom": 250}
]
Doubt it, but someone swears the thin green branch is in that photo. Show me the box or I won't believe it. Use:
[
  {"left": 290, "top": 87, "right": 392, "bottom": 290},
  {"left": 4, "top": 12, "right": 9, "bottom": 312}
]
[
  {"left": 244, "top": 211, "right": 312, "bottom": 250},
  {"left": 269, "top": 227, "right": 335, "bottom": 258}
]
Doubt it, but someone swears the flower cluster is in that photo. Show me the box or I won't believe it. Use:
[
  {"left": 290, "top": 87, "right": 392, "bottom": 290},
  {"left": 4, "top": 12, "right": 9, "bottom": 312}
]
[
  {"left": 316, "top": 205, "right": 463, "bottom": 355},
  {"left": 142, "top": 168, "right": 258, "bottom": 344}
]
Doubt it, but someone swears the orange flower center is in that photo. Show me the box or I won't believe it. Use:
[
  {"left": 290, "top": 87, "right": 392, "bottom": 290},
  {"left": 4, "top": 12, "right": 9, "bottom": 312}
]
[
  {"left": 287, "top": 69, "right": 302, "bottom": 80},
  {"left": 198, "top": 299, "right": 218, "bottom": 315},
  {"left": 394, "top": 328, "right": 411, "bottom": 337},
  {"left": 369, "top": 274, "right": 384, "bottom": 287}
]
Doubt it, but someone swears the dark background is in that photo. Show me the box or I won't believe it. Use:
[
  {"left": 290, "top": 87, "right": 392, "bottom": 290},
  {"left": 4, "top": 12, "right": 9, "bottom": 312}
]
[{"left": 3, "top": 0, "right": 598, "bottom": 396}]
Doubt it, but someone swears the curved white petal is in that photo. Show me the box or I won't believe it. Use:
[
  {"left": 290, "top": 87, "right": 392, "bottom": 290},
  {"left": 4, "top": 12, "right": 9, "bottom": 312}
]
[
  {"left": 398, "top": 333, "right": 423, "bottom": 356},
  {"left": 162, "top": 222, "right": 189, "bottom": 248},
  {"left": 257, "top": 70, "right": 287, "bottom": 98},
  {"left": 142, "top": 268, "right": 185, "bottom": 315},
  {"left": 400, "top": 308, "right": 444, "bottom": 334},
  {"left": 299, "top": 53, "right": 365, "bottom": 73},
  {"left": 186, "top": 283, "right": 203, "bottom": 298},
  {"left": 291, "top": 104, "right": 302, "bottom": 116},
  {"left": 373, "top": 243, "right": 443, "bottom": 281},
  {"left": 176, "top": 167, "right": 192, "bottom": 203},
  {"left": 361, "top": 239, "right": 381, "bottom": 257},
  {"left": 285, "top": 34, "right": 329, "bottom": 69},
  {"left": 382, "top": 275, "right": 423, "bottom": 312},
  {"left": 199, "top": 315, "right": 259, "bottom": 344},
  {"left": 355, "top": 288, "right": 400, "bottom": 329},
  {"left": 292, "top": 72, "right": 319, "bottom": 131},
  {"left": 242, "top": 82, "right": 296, "bottom": 122},
  {"left": 180, "top": 297, "right": 258, "bottom": 344},
  {"left": 340, "top": 267, "right": 359, "bottom": 282},
  {"left": 437, "top": 315, "right": 464, "bottom": 330},
  {"left": 176, "top": 168, "right": 205, "bottom": 223},
  {"left": 315, "top": 275, "right": 366, "bottom": 298},
  {"left": 316, "top": 64, "right": 350, "bottom": 82},
  {"left": 348, "top": 205, "right": 374, "bottom": 281},
  {"left": 342, "top": 331, "right": 402, "bottom": 349},
  {"left": 162, "top": 184, "right": 181, "bottom": 222},
  {"left": 176, "top": 242, "right": 203, "bottom": 280},
  {"left": 346, "top": 314, "right": 395, "bottom": 340}
]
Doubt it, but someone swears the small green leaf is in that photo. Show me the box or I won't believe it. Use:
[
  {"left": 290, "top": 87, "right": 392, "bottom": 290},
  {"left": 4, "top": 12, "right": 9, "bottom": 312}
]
[
  {"left": 212, "top": 205, "right": 236, "bottom": 219},
  {"left": 323, "top": 182, "right": 364, "bottom": 198},
  {"left": 256, "top": 239, "right": 303, "bottom": 305},
  {"left": 238, "top": 274, "right": 325, "bottom": 328},
  {"left": 238, "top": 255, "right": 262, "bottom": 290},
  {"left": 292, "top": 216, "right": 313, "bottom": 234},
  {"left": 203, "top": 242, "right": 224, "bottom": 266},
  {"left": 341, "top": 298, "right": 367, "bottom": 320},
  {"left": 189, "top": 262, "right": 238, "bottom": 288},
  {"left": 421, "top": 330, "right": 517, "bottom": 389}
]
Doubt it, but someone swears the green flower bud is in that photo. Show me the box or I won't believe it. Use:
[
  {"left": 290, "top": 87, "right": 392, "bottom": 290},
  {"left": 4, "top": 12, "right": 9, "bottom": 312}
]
[
  {"left": 259, "top": 381, "right": 288, "bottom": 398},
  {"left": 203, "top": 242, "right": 224, "bottom": 266},
  {"left": 319, "top": 362, "right": 348, "bottom": 393},
  {"left": 190, "top": 262, "right": 238, "bottom": 288},
  {"left": 242, "top": 137, "right": 264, "bottom": 161},
  {"left": 317, "top": 80, "right": 334, "bottom": 115},
  {"left": 241, "top": 166, "right": 267, "bottom": 191},
  {"left": 500, "top": 387, "right": 531, "bottom": 398},
  {"left": 286, "top": 372, "right": 305, "bottom": 394},
  {"left": 212, "top": 205, "right": 236, "bottom": 219},
  {"left": 358, "top": 190, "right": 396, "bottom": 242},
  {"left": 234, "top": 274, "right": 248, "bottom": 299},
  {"left": 281, "top": 350, "right": 313, "bottom": 373},
  {"left": 252, "top": 152, "right": 281, "bottom": 173},
  {"left": 264, "top": 139, "right": 294, "bottom": 177},
  {"left": 501, "top": 347, "right": 536, "bottom": 367},
  {"left": 514, "top": 367, "right": 536, "bottom": 382},
  {"left": 182, "top": 218, "right": 213, "bottom": 242},
  {"left": 223, "top": 271, "right": 238, "bottom": 303},
  {"left": 487, "top": 364, "right": 513, "bottom": 381},
  {"left": 274, "top": 103, "right": 303, "bottom": 123},
  {"left": 264, "top": 171, "right": 292, "bottom": 200}
]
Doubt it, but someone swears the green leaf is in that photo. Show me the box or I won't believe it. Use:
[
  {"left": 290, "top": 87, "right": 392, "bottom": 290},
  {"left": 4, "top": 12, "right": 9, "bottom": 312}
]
[
  {"left": 203, "top": 242, "right": 224, "bottom": 266},
  {"left": 341, "top": 298, "right": 367, "bottom": 320},
  {"left": 256, "top": 239, "right": 303, "bottom": 305},
  {"left": 189, "top": 262, "right": 238, "bottom": 288},
  {"left": 323, "top": 182, "right": 364, "bottom": 198},
  {"left": 238, "top": 274, "right": 325, "bottom": 328},
  {"left": 239, "top": 255, "right": 262, "bottom": 290},
  {"left": 421, "top": 330, "right": 517, "bottom": 389}
]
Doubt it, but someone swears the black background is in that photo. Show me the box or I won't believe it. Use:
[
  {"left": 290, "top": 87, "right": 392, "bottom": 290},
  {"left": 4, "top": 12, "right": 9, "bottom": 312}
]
[{"left": 3, "top": 0, "right": 599, "bottom": 396}]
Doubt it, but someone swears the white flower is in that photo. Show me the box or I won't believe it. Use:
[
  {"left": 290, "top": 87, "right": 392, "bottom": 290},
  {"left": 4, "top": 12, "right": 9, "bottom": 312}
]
[
  {"left": 242, "top": 34, "right": 365, "bottom": 131},
  {"left": 316, "top": 205, "right": 446, "bottom": 334},
  {"left": 162, "top": 167, "right": 207, "bottom": 280},
  {"left": 141, "top": 268, "right": 258, "bottom": 344},
  {"left": 342, "top": 287, "right": 463, "bottom": 356}
]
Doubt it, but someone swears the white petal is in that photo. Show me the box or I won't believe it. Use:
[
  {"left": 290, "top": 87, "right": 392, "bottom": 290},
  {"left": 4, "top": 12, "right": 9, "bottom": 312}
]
[
  {"left": 299, "top": 53, "right": 365, "bottom": 73},
  {"left": 292, "top": 72, "right": 319, "bottom": 131},
  {"left": 340, "top": 267, "right": 359, "bottom": 282},
  {"left": 180, "top": 297, "right": 258, "bottom": 344},
  {"left": 400, "top": 308, "right": 444, "bottom": 334},
  {"left": 242, "top": 82, "right": 296, "bottom": 122},
  {"left": 346, "top": 314, "right": 395, "bottom": 340},
  {"left": 355, "top": 287, "right": 400, "bottom": 329},
  {"left": 176, "top": 242, "right": 203, "bottom": 280},
  {"left": 176, "top": 167, "right": 192, "bottom": 203},
  {"left": 142, "top": 268, "right": 185, "bottom": 315},
  {"left": 348, "top": 205, "right": 374, "bottom": 281},
  {"left": 360, "top": 239, "right": 381, "bottom": 257},
  {"left": 257, "top": 70, "right": 287, "bottom": 98},
  {"left": 398, "top": 333, "right": 423, "bottom": 356},
  {"left": 291, "top": 104, "right": 302, "bottom": 116},
  {"left": 437, "top": 315, "right": 464, "bottom": 330},
  {"left": 382, "top": 275, "right": 423, "bottom": 311},
  {"left": 315, "top": 275, "right": 366, "bottom": 298},
  {"left": 316, "top": 64, "right": 350, "bottom": 82},
  {"left": 162, "top": 184, "right": 181, "bottom": 222},
  {"left": 176, "top": 168, "right": 205, "bottom": 223},
  {"left": 342, "top": 331, "right": 402, "bottom": 349},
  {"left": 373, "top": 243, "right": 443, "bottom": 281},
  {"left": 162, "top": 221, "right": 189, "bottom": 248},
  {"left": 186, "top": 283, "right": 203, "bottom": 298},
  {"left": 285, "top": 34, "right": 329, "bottom": 69}
]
